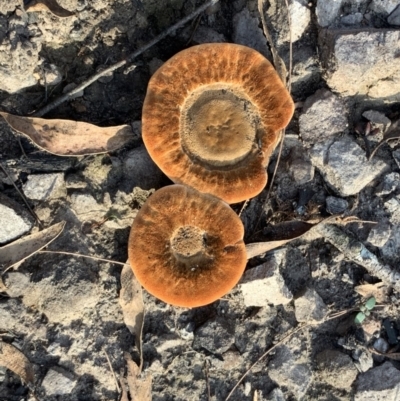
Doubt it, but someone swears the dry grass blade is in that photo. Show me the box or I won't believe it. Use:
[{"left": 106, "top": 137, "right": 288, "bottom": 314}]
[
  {"left": 24, "top": 0, "right": 75, "bottom": 17},
  {"left": 369, "top": 348, "right": 400, "bottom": 361},
  {"left": 119, "top": 262, "right": 145, "bottom": 370},
  {"left": 0, "top": 112, "right": 133, "bottom": 156},
  {"left": 0, "top": 341, "right": 35, "bottom": 385},
  {"left": 122, "top": 352, "right": 152, "bottom": 401},
  {"left": 0, "top": 221, "right": 65, "bottom": 272}
]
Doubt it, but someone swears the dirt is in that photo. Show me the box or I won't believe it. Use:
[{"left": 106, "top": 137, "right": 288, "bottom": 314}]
[{"left": 0, "top": 1, "right": 400, "bottom": 401}]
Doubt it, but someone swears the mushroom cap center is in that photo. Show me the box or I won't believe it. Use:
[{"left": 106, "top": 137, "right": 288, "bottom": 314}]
[
  {"left": 180, "top": 83, "right": 261, "bottom": 168},
  {"left": 171, "top": 225, "right": 206, "bottom": 265}
]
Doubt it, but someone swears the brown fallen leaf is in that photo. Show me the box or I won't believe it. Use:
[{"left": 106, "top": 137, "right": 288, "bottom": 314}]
[
  {"left": 0, "top": 112, "right": 133, "bottom": 156},
  {"left": 24, "top": 0, "right": 75, "bottom": 17},
  {"left": 0, "top": 221, "right": 65, "bottom": 272},
  {"left": 119, "top": 262, "right": 145, "bottom": 369},
  {"left": 120, "top": 352, "right": 152, "bottom": 401},
  {"left": 0, "top": 341, "right": 35, "bottom": 385}
]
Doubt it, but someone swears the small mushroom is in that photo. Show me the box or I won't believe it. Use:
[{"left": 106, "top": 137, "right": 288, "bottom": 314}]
[
  {"left": 128, "top": 185, "right": 247, "bottom": 307},
  {"left": 142, "top": 43, "right": 294, "bottom": 204}
]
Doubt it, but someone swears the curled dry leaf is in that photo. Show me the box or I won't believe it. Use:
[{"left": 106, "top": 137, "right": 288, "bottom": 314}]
[
  {"left": 120, "top": 352, "right": 152, "bottom": 401},
  {"left": 119, "top": 262, "right": 144, "bottom": 368},
  {"left": 0, "top": 112, "right": 133, "bottom": 156},
  {"left": 24, "top": 0, "right": 75, "bottom": 17},
  {"left": 0, "top": 341, "right": 35, "bottom": 385},
  {"left": 0, "top": 221, "right": 65, "bottom": 272},
  {"left": 355, "top": 282, "right": 389, "bottom": 304}
]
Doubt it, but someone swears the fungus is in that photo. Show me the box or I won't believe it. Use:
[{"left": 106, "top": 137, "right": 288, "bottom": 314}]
[
  {"left": 128, "top": 185, "right": 247, "bottom": 307},
  {"left": 142, "top": 43, "right": 294, "bottom": 204}
]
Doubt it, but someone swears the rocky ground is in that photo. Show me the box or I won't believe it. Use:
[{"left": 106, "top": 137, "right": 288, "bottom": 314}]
[{"left": 1, "top": 0, "right": 400, "bottom": 400}]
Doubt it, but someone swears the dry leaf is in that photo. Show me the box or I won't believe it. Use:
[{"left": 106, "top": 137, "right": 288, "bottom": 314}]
[
  {"left": 119, "top": 262, "right": 145, "bottom": 367},
  {"left": 24, "top": 0, "right": 75, "bottom": 17},
  {"left": 0, "top": 221, "right": 65, "bottom": 272},
  {"left": 0, "top": 112, "right": 133, "bottom": 156},
  {"left": 123, "top": 352, "right": 152, "bottom": 401},
  {"left": 0, "top": 341, "right": 35, "bottom": 385},
  {"left": 354, "top": 282, "right": 389, "bottom": 303}
]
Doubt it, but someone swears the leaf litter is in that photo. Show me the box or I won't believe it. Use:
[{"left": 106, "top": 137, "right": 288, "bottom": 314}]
[{"left": 24, "top": 0, "right": 75, "bottom": 18}]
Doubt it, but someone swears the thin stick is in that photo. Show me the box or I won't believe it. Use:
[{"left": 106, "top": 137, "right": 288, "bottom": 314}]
[
  {"left": 39, "top": 250, "right": 128, "bottom": 266},
  {"left": 0, "top": 163, "right": 43, "bottom": 228},
  {"left": 104, "top": 349, "right": 121, "bottom": 393},
  {"left": 33, "top": 0, "right": 219, "bottom": 117}
]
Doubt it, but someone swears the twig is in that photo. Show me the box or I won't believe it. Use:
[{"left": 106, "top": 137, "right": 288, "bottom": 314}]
[
  {"left": 33, "top": 0, "right": 219, "bottom": 117},
  {"left": 39, "top": 250, "right": 128, "bottom": 266},
  {"left": 104, "top": 349, "right": 121, "bottom": 393},
  {"left": 0, "top": 163, "right": 43, "bottom": 228},
  {"left": 204, "top": 358, "right": 211, "bottom": 401}
]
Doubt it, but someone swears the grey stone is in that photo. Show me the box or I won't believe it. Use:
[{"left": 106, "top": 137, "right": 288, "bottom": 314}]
[
  {"left": 70, "top": 193, "right": 108, "bottom": 222},
  {"left": 355, "top": 361, "right": 400, "bottom": 400},
  {"left": 341, "top": 12, "right": 363, "bottom": 25},
  {"left": 353, "top": 349, "right": 374, "bottom": 372},
  {"left": 294, "top": 287, "right": 327, "bottom": 323},
  {"left": 232, "top": 8, "right": 271, "bottom": 59},
  {"left": 319, "top": 29, "right": 400, "bottom": 99},
  {"left": 370, "top": 0, "right": 399, "bottom": 14},
  {"left": 388, "top": 5, "right": 400, "bottom": 25},
  {"left": 373, "top": 337, "right": 389, "bottom": 354},
  {"left": 367, "top": 220, "right": 391, "bottom": 248},
  {"left": 326, "top": 196, "right": 348, "bottom": 214},
  {"left": 268, "top": 345, "right": 313, "bottom": 398},
  {"left": 316, "top": 350, "right": 358, "bottom": 389},
  {"left": 289, "top": 0, "right": 311, "bottom": 42},
  {"left": 192, "top": 26, "right": 226, "bottom": 44},
  {"left": 123, "top": 145, "right": 164, "bottom": 191},
  {"left": 266, "top": 388, "right": 286, "bottom": 401},
  {"left": 4, "top": 272, "right": 30, "bottom": 297},
  {"left": 309, "top": 136, "right": 389, "bottom": 196},
  {"left": 299, "top": 89, "right": 348, "bottom": 146},
  {"left": 289, "top": 153, "right": 314, "bottom": 185},
  {"left": 362, "top": 110, "right": 391, "bottom": 132},
  {"left": 384, "top": 196, "right": 400, "bottom": 223},
  {"left": 193, "top": 318, "right": 235, "bottom": 354},
  {"left": 381, "top": 224, "right": 400, "bottom": 262},
  {"left": 376, "top": 172, "right": 400, "bottom": 196},
  {"left": 38, "top": 63, "right": 62, "bottom": 86},
  {"left": 239, "top": 250, "right": 293, "bottom": 307},
  {"left": 23, "top": 173, "right": 66, "bottom": 201},
  {"left": 316, "top": 0, "right": 343, "bottom": 27},
  {"left": 41, "top": 367, "right": 77, "bottom": 396},
  {"left": 0, "top": 193, "right": 34, "bottom": 244}
]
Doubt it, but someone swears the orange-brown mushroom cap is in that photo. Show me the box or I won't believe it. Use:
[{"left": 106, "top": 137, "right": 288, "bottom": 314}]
[
  {"left": 128, "top": 185, "right": 247, "bottom": 307},
  {"left": 142, "top": 43, "right": 295, "bottom": 204}
]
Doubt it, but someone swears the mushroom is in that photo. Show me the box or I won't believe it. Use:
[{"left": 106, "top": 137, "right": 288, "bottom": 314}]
[
  {"left": 128, "top": 185, "right": 247, "bottom": 307},
  {"left": 142, "top": 43, "right": 294, "bottom": 204}
]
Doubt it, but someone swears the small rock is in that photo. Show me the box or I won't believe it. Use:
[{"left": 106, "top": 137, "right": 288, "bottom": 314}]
[
  {"left": 239, "top": 250, "right": 293, "bottom": 307},
  {"left": 376, "top": 172, "right": 400, "bottom": 196},
  {"left": 232, "top": 8, "right": 271, "bottom": 59},
  {"left": 192, "top": 26, "right": 226, "bottom": 44},
  {"left": 316, "top": 350, "right": 358, "bottom": 389},
  {"left": 266, "top": 388, "right": 286, "bottom": 401},
  {"left": 3, "top": 272, "right": 30, "bottom": 297},
  {"left": 355, "top": 361, "right": 400, "bottom": 400},
  {"left": 393, "top": 149, "right": 400, "bottom": 169},
  {"left": 319, "top": 29, "right": 400, "bottom": 98},
  {"left": 310, "top": 135, "right": 388, "bottom": 196},
  {"left": 388, "top": 5, "right": 400, "bottom": 25},
  {"left": 193, "top": 318, "right": 235, "bottom": 354},
  {"left": 316, "top": 0, "right": 343, "bottom": 27},
  {"left": 0, "top": 193, "right": 34, "bottom": 244},
  {"left": 384, "top": 196, "right": 400, "bottom": 224},
  {"left": 299, "top": 89, "right": 348, "bottom": 146},
  {"left": 373, "top": 337, "right": 389, "bottom": 354},
  {"left": 123, "top": 145, "right": 164, "bottom": 191},
  {"left": 370, "top": 0, "right": 399, "bottom": 14},
  {"left": 70, "top": 193, "right": 108, "bottom": 222},
  {"left": 381, "top": 224, "right": 400, "bottom": 262},
  {"left": 289, "top": 0, "right": 311, "bottom": 42},
  {"left": 352, "top": 349, "right": 374, "bottom": 373},
  {"left": 362, "top": 110, "right": 391, "bottom": 132},
  {"left": 341, "top": 12, "right": 363, "bottom": 25},
  {"left": 23, "top": 173, "right": 66, "bottom": 201},
  {"left": 367, "top": 220, "right": 391, "bottom": 247},
  {"left": 268, "top": 345, "right": 312, "bottom": 399},
  {"left": 326, "top": 196, "right": 348, "bottom": 214},
  {"left": 289, "top": 154, "right": 314, "bottom": 185},
  {"left": 294, "top": 287, "right": 327, "bottom": 323},
  {"left": 41, "top": 367, "right": 77, "bottom": 396},
  {"left": 38, "top": 64, "right": 62, "bottom": 86}
]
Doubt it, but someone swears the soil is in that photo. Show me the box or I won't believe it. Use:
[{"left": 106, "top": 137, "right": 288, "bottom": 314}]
[{"left": 0, "top": 1, "right": 400, "bottom": 401}]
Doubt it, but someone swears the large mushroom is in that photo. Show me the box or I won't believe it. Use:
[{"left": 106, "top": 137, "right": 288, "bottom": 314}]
[
  {"left": 142, "top": 43, "right": 294, "bottom": 204},
  {"left": 128, "top": 185, "right": 247, "bottom": 307}
]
